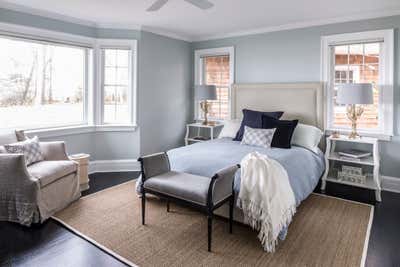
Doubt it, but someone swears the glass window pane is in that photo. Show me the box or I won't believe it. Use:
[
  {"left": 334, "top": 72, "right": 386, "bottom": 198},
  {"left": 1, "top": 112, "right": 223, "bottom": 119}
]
[
  {"left": 0, "top": 37, "right": 86, "bottom": 129},
  {"left": 199, "top": 55, "right": 230, "bottom": 120},
  {"left": 333, "top": 43, "right": 380, "bottom": 130},
  {"left": 104, "top": 67, "right": 117, "bottom": 85},
  {"left": 102, "top": 48, "right": 131, "bottom": 124},
  {"left": 116, "top": 50, "right": 129, "bottom": 67},
  {"left": 116, "top": 68, "right": 129, "bottom": 86},
  {"left": 104, "top": 49, "right": 116, "bottom": 67}
]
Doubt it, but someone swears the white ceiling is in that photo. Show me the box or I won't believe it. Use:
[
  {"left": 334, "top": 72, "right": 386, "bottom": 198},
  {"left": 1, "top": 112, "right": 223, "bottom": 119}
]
[{"left": 1, "top": 0, "right": 400, "bottom": 41}]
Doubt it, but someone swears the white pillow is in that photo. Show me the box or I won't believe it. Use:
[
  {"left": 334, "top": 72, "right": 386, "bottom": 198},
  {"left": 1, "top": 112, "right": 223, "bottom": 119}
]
[
  {"left": 240, "top": 126, "right": 276, "bottom": 148},
  {"left": 219, "top": 119, "right": 241, "bottom": 139},
  {"left": 291, "top": 123, "right": 323, "bottom": 153}
]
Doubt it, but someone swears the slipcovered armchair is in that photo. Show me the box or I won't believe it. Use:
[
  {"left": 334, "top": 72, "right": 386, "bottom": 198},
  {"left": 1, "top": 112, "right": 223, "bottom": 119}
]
[{"left": 0, "top": 130, "right": 81, "bottom": 226}]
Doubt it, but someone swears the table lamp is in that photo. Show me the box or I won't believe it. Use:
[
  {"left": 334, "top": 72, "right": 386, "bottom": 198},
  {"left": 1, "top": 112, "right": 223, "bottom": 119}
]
[
  {"left": 336, "top": 83, "right": 373, "bottom": 139},
  {"left": 195, "top": 85, "right": 217, "bottom": 125}
]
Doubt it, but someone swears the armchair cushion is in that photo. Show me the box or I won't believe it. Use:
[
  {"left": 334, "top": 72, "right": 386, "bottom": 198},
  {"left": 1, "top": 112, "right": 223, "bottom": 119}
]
[
  {"left": 28, "top": 160, "right": 77, "bottom": 188},
  {"left": 144, "top": 171, "right": 211, "bottom": 205}
]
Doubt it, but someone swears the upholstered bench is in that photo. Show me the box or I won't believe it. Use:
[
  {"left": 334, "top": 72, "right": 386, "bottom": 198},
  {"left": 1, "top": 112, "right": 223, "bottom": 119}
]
[{"left": 139, "top": 152, "right": 239, "bottom": 252}]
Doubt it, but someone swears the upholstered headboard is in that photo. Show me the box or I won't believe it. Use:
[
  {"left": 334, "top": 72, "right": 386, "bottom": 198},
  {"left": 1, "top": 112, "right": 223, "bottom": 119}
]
[{"left": 231, "top": 83, "right": 324, "bottom": 129}]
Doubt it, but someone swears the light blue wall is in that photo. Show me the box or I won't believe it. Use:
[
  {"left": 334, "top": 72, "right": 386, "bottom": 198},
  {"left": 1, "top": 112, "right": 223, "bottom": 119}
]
[
  {"left": 192, "top": 15, "right": 400, "bottom": 177},
  {"left": 138, "top": 31, "right": 192, "bottom": 155},
  {"left": 0, "top": 8, "right": 192, "bottom": 161}
]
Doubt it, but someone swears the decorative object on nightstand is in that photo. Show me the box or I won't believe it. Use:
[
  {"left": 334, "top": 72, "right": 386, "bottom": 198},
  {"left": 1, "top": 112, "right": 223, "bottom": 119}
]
[
  {"left": 195, "top": 84, "right": 217, "bottom": 125},
  {"left": 69, "top": 153, "right": 90, "bottom": 191},
  {"left": 321, "top": 135, "right": 381, "bottom": 202},
  {"left": 185, "top": 123, "right": 223, "bottom": 146},
  {"left": 336, "top": 83, "right": 373, "bottom": 139}
]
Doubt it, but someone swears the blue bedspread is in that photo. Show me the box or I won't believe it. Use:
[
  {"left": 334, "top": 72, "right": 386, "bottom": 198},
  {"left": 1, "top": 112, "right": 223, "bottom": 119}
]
[
  {"left": 136, "top": 138, "right": 325, "bottom": 241},
  {"left": 166, "top": 138, "right": 325, "bottom": 206}
]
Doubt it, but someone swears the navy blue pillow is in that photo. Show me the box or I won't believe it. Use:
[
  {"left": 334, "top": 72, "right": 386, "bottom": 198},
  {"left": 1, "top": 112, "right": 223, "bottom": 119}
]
[
  {"left": 261, "top": 115, "right": 298, "bottom": 149},
  {"left": 233, "top": 109, "right": 284, "bottom": 141}
]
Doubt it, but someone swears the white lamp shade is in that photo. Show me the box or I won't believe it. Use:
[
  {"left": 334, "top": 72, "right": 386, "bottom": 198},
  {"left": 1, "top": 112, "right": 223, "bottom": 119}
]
[
  {"left": 195, "top": 85, "right": 217, "bottom": 101},
  {"left": 336, "top": 83, "right": 373, "bottom": 105}
]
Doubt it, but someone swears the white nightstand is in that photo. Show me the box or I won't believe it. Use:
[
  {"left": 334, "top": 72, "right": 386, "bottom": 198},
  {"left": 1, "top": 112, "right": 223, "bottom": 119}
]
[
  {"left": 185, "top": 123, "right": 223, "bottom": 146},
  {"left": 321, "top": 135, "right": 381, "bottom": 202}
]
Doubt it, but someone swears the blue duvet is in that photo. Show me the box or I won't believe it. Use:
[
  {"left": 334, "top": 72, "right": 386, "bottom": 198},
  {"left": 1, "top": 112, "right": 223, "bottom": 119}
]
[{"left": 137, "top": 138, "right": 325, "bottom": 240}]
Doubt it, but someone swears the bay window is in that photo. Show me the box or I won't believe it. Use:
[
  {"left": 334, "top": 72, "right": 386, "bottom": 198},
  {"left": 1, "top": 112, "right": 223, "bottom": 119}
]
[
  {"left": 0, "top": 35, "right": 89, "bottom": 129},
  {"left": 321, "top": 30, "right": 394, "bottom": 139},
  {"left": 0, "top": 23, "right": 137, "bottom": 134}
]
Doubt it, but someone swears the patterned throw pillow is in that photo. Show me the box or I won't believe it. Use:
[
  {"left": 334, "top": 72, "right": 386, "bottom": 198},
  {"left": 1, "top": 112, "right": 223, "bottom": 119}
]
[
  {"left": 240, "top": 126, "right": 276, "bottom": 148},
  {"left": 4, "top": 136, "right": 44, "bottom": 165}
]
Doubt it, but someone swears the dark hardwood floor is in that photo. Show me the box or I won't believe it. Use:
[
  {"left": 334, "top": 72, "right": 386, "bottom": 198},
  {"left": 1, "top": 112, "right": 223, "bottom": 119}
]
[
  {"left": 1, "top": 172, "right": 399, "bottom": 267},
  {"left": 0, "top": 172, "right": 138, "bottom": 267}
]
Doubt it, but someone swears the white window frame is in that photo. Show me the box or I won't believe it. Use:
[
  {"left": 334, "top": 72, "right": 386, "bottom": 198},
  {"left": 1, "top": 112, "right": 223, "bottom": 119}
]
[
  {"left": 0, "top": 22, "right": 138, "bottom": 137},
  {"left": 96, "top": 39, "right": 138, "bottom": 130},
  {"left": 321, "top": 29, "right": 394, "bottom": 140},
  {"left": 194, "top": 46, "right": 235, "bottom": 121}
]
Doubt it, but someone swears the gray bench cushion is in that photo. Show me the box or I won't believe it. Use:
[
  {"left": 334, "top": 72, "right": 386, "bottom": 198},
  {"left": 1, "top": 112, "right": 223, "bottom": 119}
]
[{"left": 144, "top": 171, "right": 211, "bottom": 205}]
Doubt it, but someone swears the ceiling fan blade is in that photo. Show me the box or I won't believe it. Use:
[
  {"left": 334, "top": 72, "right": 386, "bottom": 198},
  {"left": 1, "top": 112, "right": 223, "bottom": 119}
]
[
  {"left": 146, "top": 0, "right": 169, "bottom": 11},
  {"left": 184, "top": 0, "right": 214, "bottom": 10}
]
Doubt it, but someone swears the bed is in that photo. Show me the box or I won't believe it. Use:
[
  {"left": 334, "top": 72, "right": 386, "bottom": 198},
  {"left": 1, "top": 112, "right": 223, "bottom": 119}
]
[{"left": 138, "top": 82, "right": 325, "bottom": 237}]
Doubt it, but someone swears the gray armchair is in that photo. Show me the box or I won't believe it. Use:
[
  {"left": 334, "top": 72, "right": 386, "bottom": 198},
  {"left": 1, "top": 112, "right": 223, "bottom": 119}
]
[{"left": 0, "top": 130, "right": 81, "bottom": 225}]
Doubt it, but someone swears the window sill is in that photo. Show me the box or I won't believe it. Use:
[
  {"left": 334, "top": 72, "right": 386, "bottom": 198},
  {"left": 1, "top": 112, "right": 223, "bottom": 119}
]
[
  {"left": 26, "top": 124, "right": 138, "bottom": 138},
  {"left": 95, "top": 125, "right": 138, "bottom": 132},
  {"left": 325, "top": 129, "right": 392, "bottom": 141}
]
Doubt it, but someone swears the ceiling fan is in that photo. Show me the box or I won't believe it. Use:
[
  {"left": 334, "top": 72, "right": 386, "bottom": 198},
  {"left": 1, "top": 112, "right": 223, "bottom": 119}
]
[{"left": 146, "top": 0, "right": 214, "bottom": 11}]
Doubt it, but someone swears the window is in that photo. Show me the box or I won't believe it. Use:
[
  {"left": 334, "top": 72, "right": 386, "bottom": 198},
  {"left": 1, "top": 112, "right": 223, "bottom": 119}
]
[
  {"left": 0, "top": 21, "right": 138, "bottom": 134},
  {"left": 194, "top": 47, "right": 234, "bottom": 121},
  {"left": 0, "top": 35, "right": 88, "bottom": 129},
  {"left": 321, "top": 30, "right": 394, "bottom": 138},
  {"left": 98, "top": 39, "right": 136, "bottom": 127},
  {"left": 102, "top": 48, "right": 131, "bottom": 124},
  {"left": 333, "top": 43, "right": 380, "bottom": 129}
]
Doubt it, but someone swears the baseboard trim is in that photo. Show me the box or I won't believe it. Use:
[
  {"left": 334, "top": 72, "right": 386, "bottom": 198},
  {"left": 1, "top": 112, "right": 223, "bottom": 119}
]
[
  {"left": 381, "top": 176, "right": 400, "bottom": 194},
  {"left": 89, "top": 159, "right": 140, "bottom": 174}
]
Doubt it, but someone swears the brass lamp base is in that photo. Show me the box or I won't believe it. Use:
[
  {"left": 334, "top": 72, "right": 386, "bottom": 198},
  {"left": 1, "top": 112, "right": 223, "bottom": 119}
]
[
  {"left": 200, "top": 100, "right": 215, "bottom": 126},
  {"left": 346, "top": 104, "right": 364, "bottom": 139}
]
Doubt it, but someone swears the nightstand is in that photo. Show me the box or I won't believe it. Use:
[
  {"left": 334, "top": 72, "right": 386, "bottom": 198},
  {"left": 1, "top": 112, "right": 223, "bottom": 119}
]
[
  {"left": 185, "top": 123, "right": 223, "bottom": 146},
  {"left": 321, "top": 135, "right": 381, "bottom": 202}
]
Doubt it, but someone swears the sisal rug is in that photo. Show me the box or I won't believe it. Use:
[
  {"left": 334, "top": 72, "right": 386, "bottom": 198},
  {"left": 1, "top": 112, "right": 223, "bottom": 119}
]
[{"left": 53, "top": 181, "right": 373, "bottom": 267}]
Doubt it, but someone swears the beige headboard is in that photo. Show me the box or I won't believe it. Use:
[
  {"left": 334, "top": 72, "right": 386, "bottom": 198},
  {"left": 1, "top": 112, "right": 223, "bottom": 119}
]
[{"left": 231, "top": 83, "right": 324, "bottom": 129}]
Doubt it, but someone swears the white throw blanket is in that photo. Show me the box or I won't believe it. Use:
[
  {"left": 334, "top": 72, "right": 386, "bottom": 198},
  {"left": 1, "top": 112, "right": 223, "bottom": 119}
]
[{"left": 238, "top": 152, "right": 296, "bottom": 252}]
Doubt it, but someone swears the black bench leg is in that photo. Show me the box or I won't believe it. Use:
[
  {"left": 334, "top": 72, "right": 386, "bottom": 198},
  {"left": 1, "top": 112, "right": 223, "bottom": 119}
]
[
  {"left": 166, "top": 200, "right": 170, "bottom": 212},
  {"left": 229, "top": 196, "right": 234, "bottom": 234},
  {"left": 141, "top": 191, "right": 146, "bottom": 225},
  {"left": 208, "top": 213, "right": 213, "bottom": 252}
]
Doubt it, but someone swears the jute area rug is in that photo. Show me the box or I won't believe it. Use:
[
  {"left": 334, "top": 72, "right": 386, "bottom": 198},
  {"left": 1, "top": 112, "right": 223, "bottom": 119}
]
[{"left": 53, "top": 180, "right": 373, "bottom": 267}]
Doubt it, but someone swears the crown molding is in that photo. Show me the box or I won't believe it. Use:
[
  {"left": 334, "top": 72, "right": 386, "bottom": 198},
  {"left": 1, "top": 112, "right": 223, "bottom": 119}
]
[
  {"left": 0, "top": 1, "right": 96, "bottom": 27},
  {"left": 192, "top": 8, "right": 400, "bottom": 42},
  {"left": 141, "top": 26, "right": 193, "bottom": 42},
  {"left": 95, "top": 22, "right": 141, "bottom": 31}
]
